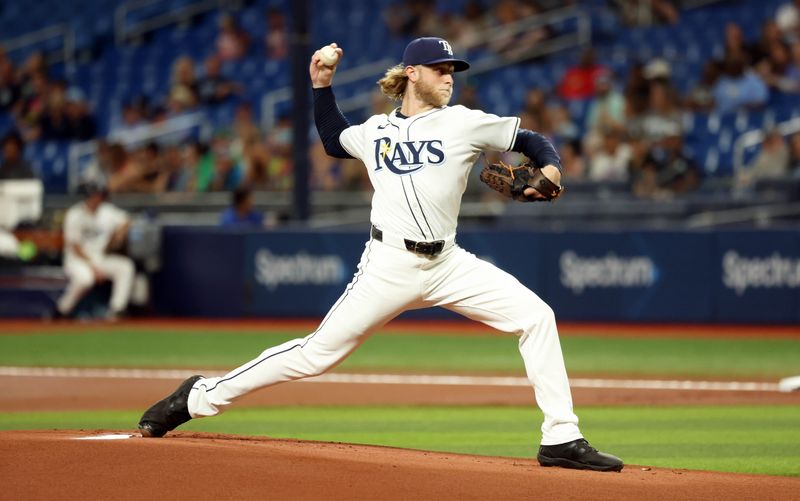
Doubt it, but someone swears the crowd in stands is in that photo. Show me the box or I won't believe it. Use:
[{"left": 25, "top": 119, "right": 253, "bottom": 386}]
[
  {"left": 483, "top": 1, "right": 800, "bottom": 200},
  {"left": 2, "top": 0, "right": 800, "bottom": 201}
]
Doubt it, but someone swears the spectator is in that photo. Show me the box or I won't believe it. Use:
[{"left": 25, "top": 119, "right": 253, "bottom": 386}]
[
  {"left": 183, "top": 141, "right": 215, "bottom": 192},
  {"left": 265, "top": 8, "right": 288, "bottom": 60},
  {"left": 310, "top": 139, "right": 341, "bottom": 191},
  {"left": 109, "top": 97, "right": 150, "bottom": 142},
  {"left": 776, "top": 0, "right": 800, "bottom": 41},
  {"left": 786, "top": 40, "right": 800, "bottom": 91},
  {"left": 624, "top": 61, "right": 651, "bottom": 119},
  {"left": 752, "top": 20, "right": 787, "bottom": 67},
  {"left": 158, "top": 145, "right": 186, "bottom": 191},
  {"left": 63, "top": 87, "right": 97, "bottom": 141},
  {"left": 584, "top": 72, "right": 626, "bottom": 154},
  {"left": 0, "top": 131, "right": 35, "bottom": 180},
  {"left": 17, "top": 51, "right": 48, "bottom": 93},
  {"left": 637, "top": 80, "right": 683, "bottom": 142},
  {"left": 547, "top": 102, "right": 579, "bottom": 145},
  {"left": 722, "top": 22, "right": 755, "bottom": 64},
  {"left": 55, "top": 181, "right": 134, "bottom": 321},
  {"left": 216, "top": 13, "right": 250, "bottom": 61},
  {"left": 632, "top": 127, "right": 700, "bottom": 198},
  {"left": 643, "top": 58, "right": 671, "bottom": 83},
  {"left": 18, "top": 70, "right": 49, "bottom": 133},
  {"left": 197, "top": 54, "right": 241, "bottom": 105},
  {"left": 711, "top": 55, "right": 769, "bottom": 114},
  {"left": 135, "top": 142, "right": 168, "bottom": 193},
  {"left": 0, "top": 56, "right": 20, "bottom": 112},
  {"left": 232, "top": 104, "right": 271, "bottom": 191},
  {"left": 521, "top": 88, "right": 548, "bottom": 125},
  {"left": 756, "top": 40, "right": 794, "bottom": 92},
  {"left": 210, "top": 133, "right": 243, "bottom": 191},
  {"left": 219, "top": 186, "right": 263, "bottom": 227},
  {"left": 558, "top": 49, "right": 607, "bottom": 101},
  {"left": 231, "top": 102, "right": 262, "bottom": 149},
  {"left": 685, "top": 61, "right": 721, "bottom": 111},
  {"left": 168, "top": 56, "right": 199, "bottom": 113},
  {"left": 588, "top": 126, "right": 632, "bottom": 182},
  {"left": 559, "top": 139, "right": 586, "bottom": 180},
  {"left": 36, "top": 79, "right": 95, "bottom": 141},
  {"left": 106, "top": 143, "right": 150, "bottom": 193},
  {"left": 736, "top": 129, "right": 790, "bottom": 187},
  {"left": 265, "top": 115, "right": 294, "bottom": 190}
]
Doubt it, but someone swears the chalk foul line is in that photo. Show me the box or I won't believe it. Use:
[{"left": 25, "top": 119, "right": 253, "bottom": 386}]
[{"left": 0, "top": 366, "right": 783, "bottom": 392}]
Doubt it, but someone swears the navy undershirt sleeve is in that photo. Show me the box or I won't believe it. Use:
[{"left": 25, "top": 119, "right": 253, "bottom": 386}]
[
  {"left": 313, "top": 86, "right": 354, "bottom": 159},
  {"left": 510, "top": 128, "right": 562, "bottom": 171}
]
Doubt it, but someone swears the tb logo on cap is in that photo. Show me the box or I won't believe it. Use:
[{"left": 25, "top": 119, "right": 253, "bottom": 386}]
[{"left": 438, "top": 40, "right": 453, "bottom": 56}]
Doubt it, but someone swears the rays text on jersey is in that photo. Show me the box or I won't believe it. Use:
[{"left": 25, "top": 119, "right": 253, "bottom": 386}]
[{"left": 373, "top": 138, "right": 445, "bottom": 175}]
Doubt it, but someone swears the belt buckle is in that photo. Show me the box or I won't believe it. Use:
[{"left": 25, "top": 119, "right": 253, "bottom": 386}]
[{"left": 413, "top": 240, "right": 444, "bottom": 256}]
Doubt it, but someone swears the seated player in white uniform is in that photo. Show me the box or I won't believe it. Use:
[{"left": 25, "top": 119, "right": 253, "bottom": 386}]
[
  {"left": 138, "top": 38, "right": 624, "bottom": 472},
  {"left": 56, "top": 182, "right": 134, "bottom": 320}
]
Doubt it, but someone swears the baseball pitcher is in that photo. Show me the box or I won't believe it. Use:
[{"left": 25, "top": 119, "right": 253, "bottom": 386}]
[{"left": 139, "top": 37, "right": 623, "bottom": 472}]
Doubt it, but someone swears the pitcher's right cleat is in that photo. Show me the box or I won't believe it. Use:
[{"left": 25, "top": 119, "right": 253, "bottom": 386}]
[
  {"left": 138, "top": 375, "right": 203, "bottom": 438},
  {"left": 537, "top": 439, "right": 624, "bottom": 472}
]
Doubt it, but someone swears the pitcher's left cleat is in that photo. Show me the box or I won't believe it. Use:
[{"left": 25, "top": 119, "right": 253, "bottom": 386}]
[
  {"left": 537, "top": 438, "right": 624, "bottom": 472},
  {"left": 138, "top": 375, "right": 203, "bottom": 438}
]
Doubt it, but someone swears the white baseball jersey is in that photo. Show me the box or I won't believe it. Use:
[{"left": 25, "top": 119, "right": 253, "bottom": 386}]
[
  {"left": 340, "top": 105, "right": 520, "bottom": 241},
  {"left": 58, "top": 201, "right": 134, "bottom": 315},
  {"left": 63, "top": 201, "right": 128, "bottom": 262}
]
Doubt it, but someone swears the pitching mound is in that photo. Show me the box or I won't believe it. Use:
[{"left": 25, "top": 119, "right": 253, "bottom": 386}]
[{"left": 2, "top": 430, "right": 798, "bottom": 500}]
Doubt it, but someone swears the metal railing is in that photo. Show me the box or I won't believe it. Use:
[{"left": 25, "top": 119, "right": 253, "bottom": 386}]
[
  {"left": 67, "top": 111, "right": 212, "bottom": 193},
  {"left": 1, "top": 23, "right": 75, "bottom": 64},
  {"left": 687, "top": 201, "right": 800, "bottom": 229},
  {"left": 260, "top": 5, "right": 591, "bottom": 131},
  {"left": 114, "top": 0, "right": 240, "bottom": 45}
]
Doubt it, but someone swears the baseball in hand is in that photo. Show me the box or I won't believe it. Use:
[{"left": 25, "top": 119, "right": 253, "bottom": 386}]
[{"left": 319, "top": 45, "right": 339, "bottom": 66}]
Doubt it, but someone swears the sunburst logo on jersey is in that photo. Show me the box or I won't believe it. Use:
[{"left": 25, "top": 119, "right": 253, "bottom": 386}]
[{"left": 380, "top": 140, "right": 391, "bottom": 160}]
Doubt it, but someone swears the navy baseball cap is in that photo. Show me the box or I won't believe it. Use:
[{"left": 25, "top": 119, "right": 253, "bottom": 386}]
[{"left": 402, "top": 37, "right": 470, "bottom": 72}]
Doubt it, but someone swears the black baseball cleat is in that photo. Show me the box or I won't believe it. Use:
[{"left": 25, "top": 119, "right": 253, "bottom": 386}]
[
  {"left": 138, "top": 375, "right": 203, "bottom": 438},
  {"left": 537, "top": 438, "right": 624, "bottom": 472}
]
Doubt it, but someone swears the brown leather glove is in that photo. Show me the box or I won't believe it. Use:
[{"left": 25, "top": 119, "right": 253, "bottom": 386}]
[{"left": 479, "top": 161, "right": 564, "bottom": 202}]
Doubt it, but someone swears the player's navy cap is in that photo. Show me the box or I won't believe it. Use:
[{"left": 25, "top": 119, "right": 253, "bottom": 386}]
[{"left": 402, "top": 37, "right": 470, "bottom": 72}]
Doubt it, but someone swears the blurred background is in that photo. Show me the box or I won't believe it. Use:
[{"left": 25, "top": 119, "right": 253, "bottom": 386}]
[{"left": 0, "top": 0, "right": 798, "bottom": 323}]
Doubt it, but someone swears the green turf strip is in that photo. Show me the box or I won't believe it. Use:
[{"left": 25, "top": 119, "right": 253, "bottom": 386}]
[
  {"left": 0, "top": 328, "right": 799, "bottom": 378},
  {"left": 0, "top": 405, "right": 797, "bottom": 477}
]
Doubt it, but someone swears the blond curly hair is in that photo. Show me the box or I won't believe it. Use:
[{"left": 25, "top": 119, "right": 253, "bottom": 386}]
[{"left": 377, "top": 64, "right": 409, "bottom": 101}]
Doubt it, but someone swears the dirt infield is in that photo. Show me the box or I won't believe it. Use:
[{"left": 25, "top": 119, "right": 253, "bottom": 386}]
[{"left": 2, "top": 430, "right": 798, "bottom": 500}]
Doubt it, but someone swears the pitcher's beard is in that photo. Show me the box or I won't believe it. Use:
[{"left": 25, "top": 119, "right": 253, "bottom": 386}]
[{"left": 414, "top": 79, "right": 451, "bottom": 108}]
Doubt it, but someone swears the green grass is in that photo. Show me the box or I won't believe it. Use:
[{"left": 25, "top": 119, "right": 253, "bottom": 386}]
[
  {"left": 0, "top": 328, "right": 798, "bottom": 378},
  {"left": 1, "top": 405, "right": 797, "bottom": 476}
]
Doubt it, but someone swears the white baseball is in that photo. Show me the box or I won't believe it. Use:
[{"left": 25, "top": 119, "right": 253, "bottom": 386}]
[{"left": 319, "top": 46, "right": 339, "bottom": 66}]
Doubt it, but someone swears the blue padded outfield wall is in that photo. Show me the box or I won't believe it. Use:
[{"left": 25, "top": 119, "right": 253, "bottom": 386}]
[{"left": 153, "top": 227, "right": 800, "bottom": 323}]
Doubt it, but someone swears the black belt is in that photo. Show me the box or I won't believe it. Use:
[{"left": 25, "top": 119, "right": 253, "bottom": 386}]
[{"left": 371, "top": 225, "right": 445, "bottom": 256}]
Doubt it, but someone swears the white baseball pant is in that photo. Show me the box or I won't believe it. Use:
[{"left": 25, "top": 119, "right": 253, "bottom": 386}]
[
  {"left": 0, "top": 230, "right": 19, "bottom": 258},
  {"left": 189, "top": 238, "right": 583, "bottom": 445},
  {"left": 57, "top": 254, "right": 135, "bottom": 315}
]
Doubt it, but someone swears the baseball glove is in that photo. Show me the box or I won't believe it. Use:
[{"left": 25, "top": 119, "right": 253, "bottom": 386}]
[{"left": 479, "top": 161, "right": 563, "bottom": 202}]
